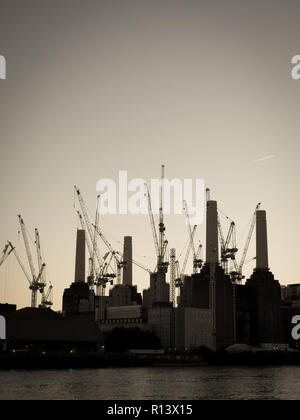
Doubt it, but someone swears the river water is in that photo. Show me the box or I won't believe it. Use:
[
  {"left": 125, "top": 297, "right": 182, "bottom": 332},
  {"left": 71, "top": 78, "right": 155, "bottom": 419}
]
[{"left": 0, "top": 366, "right": 299, "bottom": 400}]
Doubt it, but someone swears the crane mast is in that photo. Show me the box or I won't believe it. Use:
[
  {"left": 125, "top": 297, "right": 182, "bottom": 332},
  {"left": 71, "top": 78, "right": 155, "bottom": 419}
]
[
  {"left": 183, "top": 200, "right": 203, "bottom": 274},
  {"left": 34, "top": 229, "right": 46, "bottom": 291},
  {"left": 144, "top": 184, "right": 159, "bottom": 258},
  {"left": 18, "top": 216, "right": 47, "bottom": 307},
  {"left": 35, "top": 228, "right": 53, "bottom": 308},
  {"left": 18, "top": 215, "right": 37, "bottom": 282},
  {"left": 170, "top": 248, "right": 176, "bottom": 307},
  {"left": 181, "top": 225, "right": 197, "bottom": 276},
  {"left": 158, "top": 165, "right": 168, "bottom": 272},
  {"left": 229, "top": 203, "right": 261, "bottom": 283}
]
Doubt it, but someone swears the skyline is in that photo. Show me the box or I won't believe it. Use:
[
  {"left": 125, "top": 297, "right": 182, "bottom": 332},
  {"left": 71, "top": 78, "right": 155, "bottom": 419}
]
[{"left": 0, "top": 0, "right": 300, "bottom": 310}]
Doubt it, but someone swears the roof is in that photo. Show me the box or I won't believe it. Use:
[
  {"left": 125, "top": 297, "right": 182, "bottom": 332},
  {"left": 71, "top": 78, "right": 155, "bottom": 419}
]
[{"left": 6, "top": 307, "right": 61, "bottom": 320}]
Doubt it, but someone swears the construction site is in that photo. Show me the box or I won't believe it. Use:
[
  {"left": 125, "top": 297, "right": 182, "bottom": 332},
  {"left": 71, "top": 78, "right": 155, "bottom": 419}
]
[{"left": 0, "top": 166, "right": 297, "bottom": 355}]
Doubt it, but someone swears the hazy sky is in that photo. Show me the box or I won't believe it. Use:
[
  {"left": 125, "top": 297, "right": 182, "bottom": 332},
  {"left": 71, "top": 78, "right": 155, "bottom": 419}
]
[{"left": 0, "top": 0, "right": 299, "bottom": 310}]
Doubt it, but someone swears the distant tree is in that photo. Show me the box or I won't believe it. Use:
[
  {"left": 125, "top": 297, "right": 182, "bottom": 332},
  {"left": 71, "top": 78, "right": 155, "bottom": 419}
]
[{"left": 105, "top": 327, "right": 161, "bottom": 352}]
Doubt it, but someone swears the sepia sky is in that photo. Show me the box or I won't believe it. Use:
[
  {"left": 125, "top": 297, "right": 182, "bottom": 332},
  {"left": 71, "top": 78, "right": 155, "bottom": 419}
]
[{"left": 0, "top": 0, "right": 299, "bottom": 310}]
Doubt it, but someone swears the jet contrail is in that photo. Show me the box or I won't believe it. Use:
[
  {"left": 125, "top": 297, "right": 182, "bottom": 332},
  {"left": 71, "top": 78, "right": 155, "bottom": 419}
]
[{"left": 253, "top": 155, "right": 275, "bottom": 163}]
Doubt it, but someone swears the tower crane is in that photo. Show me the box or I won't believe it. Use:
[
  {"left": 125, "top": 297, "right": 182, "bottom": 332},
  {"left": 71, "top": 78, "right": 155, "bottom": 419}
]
[
  {"left": 218, "top": 215, "right": 238, "bottom": 274},
  {"left": 170, "top": 248, "right": 176, "bottom": 307},
  {"left": 230, "top": 203, "right": 261, "bottom": 283},
  {"left": 7, "top": 240, "right": 46, "bottom": 307},
  {"left": 74, "top": 187, "right": 104, "bottom": 275},
  {"left": 158, "top": 165, "right": 169, "bottom": 274},
  {"left": 92, "top": 222, "right": 125, "bottom": 285},
  {"left": 144, "top": 184, "right": 159, "bottom": 258},
  {"left": 144, "top": 165, "right": 169, "bottom": 276},
  {"left": 174, "top": 225, "right": 197, "bottom": 289},
  {"left": 34, "top": 229, "right": 54, "bottom": 308},
  {"left": 77, "top": 209, "right": 116, "bottom": 294},
  {"left": 116, "top": 251, "right": 153, "bottom": 274},
  {"left": 95, "top": 252, "right": 116, "bottom": 296},
  {"left": 17, "top": 215, "right": 47, "bottom": 308},
  {"left": 0, "top": 243, "right": 13, "bottom": 267},
  {"left": 183, "top": 200, "right": 204, "bottom": 274},
  {"left": 41, "top": 282, "right": 53, "bottom": 308}
]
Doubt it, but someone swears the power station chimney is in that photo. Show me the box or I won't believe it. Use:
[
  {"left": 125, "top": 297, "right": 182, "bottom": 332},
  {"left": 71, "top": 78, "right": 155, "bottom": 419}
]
[
  {"left": 123, "top": 236, "right": 133, "bottom": 286},
  {"left": 206, "top": 201, "right": 219, "bottom": 264},
  {"left": 74, "top": 229, "right": 86, "bottom": 283},
  {"left": 256, "top": 210, "right": 269, "bottom": 270}
]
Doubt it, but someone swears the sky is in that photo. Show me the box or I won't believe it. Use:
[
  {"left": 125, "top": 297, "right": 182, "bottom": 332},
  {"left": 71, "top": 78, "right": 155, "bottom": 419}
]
[{"left": 0, "top": 0, "right": 299, "bottom": 310}]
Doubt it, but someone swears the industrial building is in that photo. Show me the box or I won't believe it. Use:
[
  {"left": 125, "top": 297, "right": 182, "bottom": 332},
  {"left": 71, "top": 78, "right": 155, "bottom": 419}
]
[
  {"left": 4, "top": 307, "right": 102, "bottom": 351},
  {"left": 0, "top": 172, "right": 291, "bottom": 354},
  {"left": 60, "top": 186, "right": 286, "bottom": 352}
]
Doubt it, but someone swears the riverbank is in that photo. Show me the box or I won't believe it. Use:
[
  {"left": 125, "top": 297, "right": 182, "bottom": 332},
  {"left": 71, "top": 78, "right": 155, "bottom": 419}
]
[{"left": 1, "top": 351, "right": 300, "bottom": 370}]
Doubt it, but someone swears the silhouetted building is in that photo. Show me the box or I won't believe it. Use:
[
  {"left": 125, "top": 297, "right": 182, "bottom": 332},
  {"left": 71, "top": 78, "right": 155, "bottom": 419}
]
[
  {"left": 109, "top": 284, "right": 142, "bottom": 307},
  {"left": 245, "top": 210, "right": 283, "bottom": 346},
  {"left": 177, "top": 200, "right": 234, "bottom": 350},
  {"left": 0, "top": 303, "right": 17, "bottom": 317},
  {"left": 5, "top": 307, "right": 102, "bottom": 351},
  {"left": 63, "top": 282, "right": 95, "bottom": 319},
  {"left": 175, "top": 307, "right": 213, "bottom": 351},
  {"left": 148, "top": 303, "right": 173, "bottom": 349},
  {"left": 235, "top": 284, "right": 253, "bottom": 345},
  {"left": 143, "top": 272, "right": 170, "bottom": 309}
]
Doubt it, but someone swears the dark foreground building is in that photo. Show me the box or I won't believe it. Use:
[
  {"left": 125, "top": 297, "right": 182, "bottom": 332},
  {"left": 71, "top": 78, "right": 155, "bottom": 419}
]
[
  {"left": 244, "top": 210, "right": 283, "bottom": 347},
  {"left": 5, "top": 307, "right": 102, "bottom": 351}
]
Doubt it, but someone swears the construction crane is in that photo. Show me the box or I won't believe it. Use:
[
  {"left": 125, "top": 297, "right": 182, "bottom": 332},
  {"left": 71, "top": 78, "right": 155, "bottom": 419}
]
[
  {"left": 230, "top": 203, "right": 261, "bottom": 283},
  {"left": 77, "top": 209, "right": 116, "bottom": 294},
  {"left": 181, "top": 225, "right": 197, "bottom": 276},
  {"left": 175, "top": 259, "right": 183, "bottom": 288},
  {"left": 116, "top": 252, "right": 153, "bottom": 275},
  {"left": 158, "top": 165, "right": 169, "bottom": 274},
  {"left": 34, "top": 228, "right": 54, "bottom": 308},
  {"left": 173, "top": 225, "right": 197, "bottom": 289},
  {"left": 41, "top": 282, "right": 53, "bottom": 308},
  {"left": 74, "top": 187, "right": 104, "bottom": 275},
  {"left": 218, "top": 215, "right": 238, "bottom": 274},
  {"left": 170, "top": 248, "right": 176, "bottom": 307},
  {"left": 17, "top": 215, "right": 47, "bottom": 308},
  {"left": 95, "top": 252, "right": 116, "bottom": 296},
  {"left": 144, "top": 183, "right": 159, "bottom": 258},
  {"left": 145, "top": 165, "right": 169, "bottom": 276},
  {"left": 183, "top": 200, "right": 204, "bottom": 274},
  {"left": 92, "top": 221, "right": 125, "bottom": 285},
  {"left": 194, "top": 241, "right": 203, "bottom": 273},
  {"left": 0, "top": 243, "right": 13, "bottom": 267}
]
